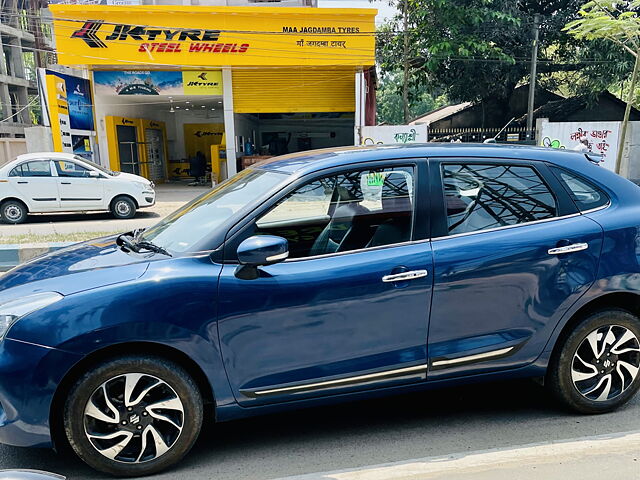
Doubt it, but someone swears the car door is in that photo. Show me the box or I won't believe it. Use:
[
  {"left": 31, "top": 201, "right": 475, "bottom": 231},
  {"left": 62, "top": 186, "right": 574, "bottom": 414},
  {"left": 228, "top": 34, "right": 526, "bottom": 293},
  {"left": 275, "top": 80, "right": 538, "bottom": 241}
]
[
  {"left": 427, "top": 159, "right": 604, "bottom": 379},
  {"left": 217, "top": 162, "right": 433, "bottom": 406},
  {"left": 54, "top": 160, "right": 105, "bottom": 210},
  {"left": 7, "top": 160, "right": 60, "bottom": 212}
]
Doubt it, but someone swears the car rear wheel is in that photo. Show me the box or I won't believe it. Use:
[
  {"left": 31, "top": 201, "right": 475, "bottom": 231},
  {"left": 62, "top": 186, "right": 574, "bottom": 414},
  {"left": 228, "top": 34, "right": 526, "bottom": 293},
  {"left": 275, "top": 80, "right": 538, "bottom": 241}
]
[
  {"left": 64, "top": 355, "right": 203, "bottom": 476},
  {"left": 548, "top": 309, "right": 640, "bottom": 414},
  {"left": 111, "top": 196, "right": 137, "bottom": 220},
  {"left": 0, "top": 199, "right": 27, "bottom": 224}
]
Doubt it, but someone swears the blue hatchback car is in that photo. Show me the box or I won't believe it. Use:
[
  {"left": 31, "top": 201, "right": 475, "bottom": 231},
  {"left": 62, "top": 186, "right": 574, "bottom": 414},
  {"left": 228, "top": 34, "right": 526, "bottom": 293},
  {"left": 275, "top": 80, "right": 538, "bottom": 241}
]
[{"left": 0, "top": 144, "right": 639, "bottom": 476}]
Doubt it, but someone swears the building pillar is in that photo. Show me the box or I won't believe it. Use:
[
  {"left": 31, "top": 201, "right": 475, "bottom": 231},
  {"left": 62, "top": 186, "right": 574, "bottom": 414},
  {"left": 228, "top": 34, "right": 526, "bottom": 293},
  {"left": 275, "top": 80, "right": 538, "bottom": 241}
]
[{"left": 222, "top": 67, "right": 237, "bottom": 178}]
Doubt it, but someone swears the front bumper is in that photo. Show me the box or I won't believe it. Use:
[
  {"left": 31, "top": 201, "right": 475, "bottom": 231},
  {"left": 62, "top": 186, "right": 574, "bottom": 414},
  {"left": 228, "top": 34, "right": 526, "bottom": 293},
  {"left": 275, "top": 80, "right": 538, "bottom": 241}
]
[
  {"left": 0, "top": 338, "right": 82, "bottom": 448},
  {"left": 139, "top": 190, "right": 156, "bottom": 208}
]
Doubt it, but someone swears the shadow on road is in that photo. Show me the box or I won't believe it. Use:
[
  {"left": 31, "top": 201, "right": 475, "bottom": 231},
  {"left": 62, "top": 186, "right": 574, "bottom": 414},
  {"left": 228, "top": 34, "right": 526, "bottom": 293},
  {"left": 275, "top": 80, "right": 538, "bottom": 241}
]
[
  {"left": 0, "top": 380, "right": 577, "bottom": 479},
  {"left": 20, "top": 211, "right": 162, "bottom": 224}
]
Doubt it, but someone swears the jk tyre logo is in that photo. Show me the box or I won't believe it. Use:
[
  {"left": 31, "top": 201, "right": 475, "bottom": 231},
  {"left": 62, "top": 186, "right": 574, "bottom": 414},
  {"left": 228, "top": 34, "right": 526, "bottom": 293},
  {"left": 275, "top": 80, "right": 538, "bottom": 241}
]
[
  {"left": 70, "top": 22, "right": 249, "bottom": 55},
  {"left": 72, "top": 21, "right": 106, "bottom": 48}
]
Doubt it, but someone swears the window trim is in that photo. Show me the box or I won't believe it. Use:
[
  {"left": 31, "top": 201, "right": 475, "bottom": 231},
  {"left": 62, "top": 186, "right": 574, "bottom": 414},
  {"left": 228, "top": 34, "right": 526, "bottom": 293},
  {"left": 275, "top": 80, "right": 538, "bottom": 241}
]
[
  {"left": 221, "top": 159, "right": 427, "bottom": 264},
  {"left": 429, "top": 158, "right": 576, "bottom": 239}
]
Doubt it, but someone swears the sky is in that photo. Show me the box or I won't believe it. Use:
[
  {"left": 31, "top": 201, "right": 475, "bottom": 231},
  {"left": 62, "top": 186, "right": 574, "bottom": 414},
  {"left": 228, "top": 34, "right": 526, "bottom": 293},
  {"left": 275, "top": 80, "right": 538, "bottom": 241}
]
[{"left": 317, "top": 0, "right": 397, "bottom": 24}]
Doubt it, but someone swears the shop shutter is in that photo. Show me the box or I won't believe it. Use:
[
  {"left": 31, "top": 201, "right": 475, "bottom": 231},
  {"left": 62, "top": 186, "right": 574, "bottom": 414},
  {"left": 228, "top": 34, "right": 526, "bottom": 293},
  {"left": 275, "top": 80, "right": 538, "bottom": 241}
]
[{"left": 232, "top": 69, "right": 355, "bottom": 113}]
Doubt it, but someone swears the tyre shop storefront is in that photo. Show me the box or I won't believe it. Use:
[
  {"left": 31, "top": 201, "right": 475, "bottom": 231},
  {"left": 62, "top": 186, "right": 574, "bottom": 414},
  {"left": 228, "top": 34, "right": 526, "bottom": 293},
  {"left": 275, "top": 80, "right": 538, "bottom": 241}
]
[{"left": 49, "top": 5, "right": 377, "bottom": 182}]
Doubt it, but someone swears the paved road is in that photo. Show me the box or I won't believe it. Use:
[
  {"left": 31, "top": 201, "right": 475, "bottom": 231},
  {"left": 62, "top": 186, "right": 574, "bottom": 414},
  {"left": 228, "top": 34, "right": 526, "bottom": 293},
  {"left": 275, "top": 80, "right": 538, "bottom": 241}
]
[
  {"left": 0, "top": 184, "right": 209, "bottom": 237},
  {"left": 1, "top": 379, "right": 638, "bottom": 479}
]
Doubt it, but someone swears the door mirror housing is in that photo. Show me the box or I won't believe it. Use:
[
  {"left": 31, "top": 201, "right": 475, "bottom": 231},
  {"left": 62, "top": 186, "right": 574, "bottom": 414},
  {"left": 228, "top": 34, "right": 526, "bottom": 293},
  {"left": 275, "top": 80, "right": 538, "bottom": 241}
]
[
  {"left": 235, "top": 235, "right": 288, "bottom": 280},
  {"left": 89, "top": 170, "right": 100, "bottom": 178}
]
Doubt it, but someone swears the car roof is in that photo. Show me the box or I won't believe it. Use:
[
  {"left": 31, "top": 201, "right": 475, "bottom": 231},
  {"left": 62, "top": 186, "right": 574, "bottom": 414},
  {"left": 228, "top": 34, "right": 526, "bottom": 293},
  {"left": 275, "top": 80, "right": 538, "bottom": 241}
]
[
  {"left": 14, "top": 152, "right": 77, "bottom": 162},
  {"left": 255, "top": 143, "right": 596, "bottom": 175}
]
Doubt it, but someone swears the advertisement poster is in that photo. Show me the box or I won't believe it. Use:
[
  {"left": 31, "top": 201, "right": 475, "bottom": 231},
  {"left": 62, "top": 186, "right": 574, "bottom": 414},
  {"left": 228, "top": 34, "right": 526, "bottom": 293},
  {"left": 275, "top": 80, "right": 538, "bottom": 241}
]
[
  {"left": 93, "top": 70, "right": 183, "bottom": 95},
  {"left": 540, "top": 121, "right": 620, "bottom": 171},
  {"left": 360, "top": 125, "right": 428, "bottom": 145},
  {"left": 46, "top": 70, "right": 95, "bottom": 131},
  {"left": 93, "top": 70, "right": 223, "bottom": 96},
  {"left": 182, "top": 71, "right": 223, "bottom": 95}
]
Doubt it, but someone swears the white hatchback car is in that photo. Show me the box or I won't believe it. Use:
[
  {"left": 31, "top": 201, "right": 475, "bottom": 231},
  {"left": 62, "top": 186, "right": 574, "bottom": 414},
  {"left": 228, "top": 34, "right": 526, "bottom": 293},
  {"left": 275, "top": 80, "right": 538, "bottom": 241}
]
[{"left": 0, "top": 152, "right": 155, "bottom": 224}]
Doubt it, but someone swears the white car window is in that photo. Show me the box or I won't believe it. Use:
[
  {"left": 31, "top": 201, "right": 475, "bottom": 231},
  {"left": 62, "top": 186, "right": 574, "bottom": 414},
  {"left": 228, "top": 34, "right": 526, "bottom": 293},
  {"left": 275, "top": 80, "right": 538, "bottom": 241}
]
[
  {"left": 9, "top": 161, "right": 52, "bottom": 177},
  {"left": 55, "top": 160, "right": 91, "bottom": 178}
]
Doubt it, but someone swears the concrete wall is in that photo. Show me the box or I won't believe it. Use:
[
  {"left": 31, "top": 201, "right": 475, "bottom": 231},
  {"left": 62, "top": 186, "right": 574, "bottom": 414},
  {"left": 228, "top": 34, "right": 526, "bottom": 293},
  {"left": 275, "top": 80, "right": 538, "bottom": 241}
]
[
  {"left": 0, "top": 137, "right": 27, "bottom": 166},
  {"left": 24, "top": 126, "right": 54, "bottom": 153},
  {"left": 623, "top": 122, "right": 640, "bottom": 180}
]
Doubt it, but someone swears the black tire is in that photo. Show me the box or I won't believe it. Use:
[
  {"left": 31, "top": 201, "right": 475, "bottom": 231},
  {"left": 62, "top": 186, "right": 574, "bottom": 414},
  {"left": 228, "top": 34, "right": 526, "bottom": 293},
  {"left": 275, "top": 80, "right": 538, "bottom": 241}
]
[
  {"left": 0, "top": 199, "right": 28, "bottom": 224},
  {"left": 547, "top": 309, "right": 640, "bottom": 414},
  {"left": 111, "top": 196, "right": 137, "bottom": 220},
  {"left": 64, "top": 355, "right": 203, "bottom": 477}
]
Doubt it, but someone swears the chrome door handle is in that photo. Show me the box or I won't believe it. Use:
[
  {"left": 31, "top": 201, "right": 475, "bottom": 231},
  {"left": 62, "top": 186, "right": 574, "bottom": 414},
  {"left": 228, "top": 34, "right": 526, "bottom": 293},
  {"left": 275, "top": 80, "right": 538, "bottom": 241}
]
[
  {"left": 548, "top": 243, "right": 588, "bottom": 255},
  {"left": 382, "top": 270, "right": 428, "bottom": 283}
]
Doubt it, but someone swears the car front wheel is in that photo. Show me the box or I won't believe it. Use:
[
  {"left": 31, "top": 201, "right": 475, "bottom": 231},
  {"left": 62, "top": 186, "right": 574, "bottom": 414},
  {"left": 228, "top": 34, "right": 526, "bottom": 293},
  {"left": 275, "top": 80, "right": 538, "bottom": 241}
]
[
  {"left": 548, "top": 309, "right": 640, "bottom": 414},
  {"left": 0, "top": 199, "right": 27, "bottom": 224},
  {"left": 111, "top": 196, "right": 137, "bottom": 220},
  {"left": 64, "top": 355, "right": 203, "bottom": 476}
]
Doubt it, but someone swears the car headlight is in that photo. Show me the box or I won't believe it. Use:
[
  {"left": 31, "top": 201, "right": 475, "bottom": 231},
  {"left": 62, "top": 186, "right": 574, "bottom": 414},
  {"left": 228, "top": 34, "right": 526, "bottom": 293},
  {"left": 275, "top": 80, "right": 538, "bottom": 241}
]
[
  {"left": 0, "top": 292, "right": 63, "bottom": 340},
  {"left": 133, "top": 181, "right": 147, "bottom": 190}
]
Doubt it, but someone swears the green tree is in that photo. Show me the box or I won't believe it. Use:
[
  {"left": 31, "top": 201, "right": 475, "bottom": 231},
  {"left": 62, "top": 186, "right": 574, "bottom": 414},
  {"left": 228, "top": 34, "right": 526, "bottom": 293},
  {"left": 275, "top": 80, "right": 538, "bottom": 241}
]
[
  {"left": 565, "top": 1, "right": 640, "bottom": 173},
  {"left": 376, "top": 71, "right": 447, "bottom": 124},
  {"left": 376, "top": 0, "right": 632, "bottom": 124}
]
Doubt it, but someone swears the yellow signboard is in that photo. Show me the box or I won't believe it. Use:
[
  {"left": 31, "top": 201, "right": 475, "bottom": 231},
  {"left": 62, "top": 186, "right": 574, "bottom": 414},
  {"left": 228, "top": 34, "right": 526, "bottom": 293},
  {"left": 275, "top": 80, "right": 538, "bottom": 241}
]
[
  {"left": 182, "top": 71, "right": 223, "bottom": 95},
  {"left": 50, "top": 5, "right": 376, "bottom": 67}
]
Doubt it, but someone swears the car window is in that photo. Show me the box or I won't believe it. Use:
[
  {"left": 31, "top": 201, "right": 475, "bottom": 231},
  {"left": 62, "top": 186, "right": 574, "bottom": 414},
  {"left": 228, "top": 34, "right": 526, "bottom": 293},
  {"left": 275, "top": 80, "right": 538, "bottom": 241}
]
[
  {"left": 442, "top": 163, "right": 557, "bottom": 236},
  {"left": 256, "top": 166, "right": 415, "bottom": 259},
  {"left": 11, "top": 161, "right": 52, "bottom": 177},
  {"left": 550, "top": 167, "right": 610, "bottom": 212},
  {"left": 55, "top": 160, "right": 91, "bottom": 178}
]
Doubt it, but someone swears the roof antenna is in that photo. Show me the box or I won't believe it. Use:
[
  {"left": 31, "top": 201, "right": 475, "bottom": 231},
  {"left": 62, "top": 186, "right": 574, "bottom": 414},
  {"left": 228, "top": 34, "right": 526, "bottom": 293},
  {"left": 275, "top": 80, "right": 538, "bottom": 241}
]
[{"left": 483, "top": 117, "right": 516, "bottom": 144}]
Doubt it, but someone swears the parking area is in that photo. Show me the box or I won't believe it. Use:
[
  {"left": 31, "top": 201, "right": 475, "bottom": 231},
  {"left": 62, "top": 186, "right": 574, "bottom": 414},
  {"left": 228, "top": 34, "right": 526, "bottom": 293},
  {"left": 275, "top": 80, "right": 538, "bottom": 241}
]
[{"left": 0, "top": 183, "right": 209, "bottom": 242}]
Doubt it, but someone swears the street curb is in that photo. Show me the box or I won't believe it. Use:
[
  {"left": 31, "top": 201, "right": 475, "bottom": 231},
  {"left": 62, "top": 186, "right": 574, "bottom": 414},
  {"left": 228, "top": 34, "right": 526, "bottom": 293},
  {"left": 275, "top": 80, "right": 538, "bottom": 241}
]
[{"left": 0, "top": 242, "right": 75, "bottom": 271}]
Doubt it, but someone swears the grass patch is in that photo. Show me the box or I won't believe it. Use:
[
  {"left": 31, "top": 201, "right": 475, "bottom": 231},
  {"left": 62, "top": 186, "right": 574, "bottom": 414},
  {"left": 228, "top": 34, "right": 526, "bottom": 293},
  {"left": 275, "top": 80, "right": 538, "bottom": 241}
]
[{"left": 0, "top": 231, "right": 120, "bottom": 245}]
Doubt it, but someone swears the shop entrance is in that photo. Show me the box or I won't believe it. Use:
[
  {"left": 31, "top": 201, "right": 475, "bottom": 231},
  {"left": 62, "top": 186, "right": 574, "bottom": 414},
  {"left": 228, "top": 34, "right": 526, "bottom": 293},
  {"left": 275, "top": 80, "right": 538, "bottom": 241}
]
[{"left": 116, "top": 125, "right": 141, "bottom": 175}]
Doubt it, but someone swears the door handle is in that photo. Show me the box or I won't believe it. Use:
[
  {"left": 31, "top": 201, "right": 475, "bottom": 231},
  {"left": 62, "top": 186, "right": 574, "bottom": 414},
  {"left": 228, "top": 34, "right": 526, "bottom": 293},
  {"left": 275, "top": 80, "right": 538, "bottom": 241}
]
[
  {"left": 17, "top": 181, "right": 28, "bottom": 184},
  {"left": 382, "top": 270, "right": 428, "bottom": 283},
  {"left": 61, "top": 182, "right": 71, "bottom": 185},
  {"left": 548, "top": 243, "right": 588, "bottom": 255}
]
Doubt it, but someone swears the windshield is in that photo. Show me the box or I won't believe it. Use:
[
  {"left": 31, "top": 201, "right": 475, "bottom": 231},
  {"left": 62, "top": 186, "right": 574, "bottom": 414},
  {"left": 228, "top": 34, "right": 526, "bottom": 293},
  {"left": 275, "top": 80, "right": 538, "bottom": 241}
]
[
  {"left": 141, "top": 168, "right": 287, "bottom": 252},
  {"left": 75, "top": 156, "right": 116, "bottom": 176}
]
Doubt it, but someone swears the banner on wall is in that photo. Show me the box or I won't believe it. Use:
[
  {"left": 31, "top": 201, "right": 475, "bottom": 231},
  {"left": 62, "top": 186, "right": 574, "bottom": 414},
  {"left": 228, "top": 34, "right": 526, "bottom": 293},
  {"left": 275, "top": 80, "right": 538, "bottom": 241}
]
[
  {"left": 184, "top": 123, "right": 224, "bottom": 161},
  {"left": 50, "top": 5, "right": 376, "bottom": 67},
  {"left": 93, "top": 70, "right": 183, "bottom": 95},
  {"left": 539, "top": 121, "right": 620, "bottom": 171},
  {"left": 46, "top": 74, "right": 73, "bottom": 153},
  {"left": 46, "top": 70, "right": 95, "bottom": 131},
  {"left": 360, "top": 125, "right": 428, "bottom": 145},
  {"left": 93, "top": 70, "right": 223, "bottom": 96},
  {"left": 183, "top": 71, "right": 223, "bottom": 95}
]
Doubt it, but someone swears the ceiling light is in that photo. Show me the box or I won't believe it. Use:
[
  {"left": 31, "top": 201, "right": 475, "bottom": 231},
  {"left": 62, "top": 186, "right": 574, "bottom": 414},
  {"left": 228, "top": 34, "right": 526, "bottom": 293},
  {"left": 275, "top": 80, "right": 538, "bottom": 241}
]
[
  {"left": 185, "top": 108, "right": 190, "bottom": 111},
  {"left": 185, "top": 101, "right": 190, "bottom": 104}
]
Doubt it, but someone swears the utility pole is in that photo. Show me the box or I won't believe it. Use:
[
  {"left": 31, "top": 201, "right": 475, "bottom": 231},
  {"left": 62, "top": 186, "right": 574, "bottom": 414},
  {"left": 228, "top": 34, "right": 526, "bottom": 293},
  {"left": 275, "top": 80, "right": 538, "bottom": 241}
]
[
  {"left": 526, "top": 13, "right": 540, "bottom": 142},
  {"left": 403, "top": 0, "right": 410, "bottom": 124}
]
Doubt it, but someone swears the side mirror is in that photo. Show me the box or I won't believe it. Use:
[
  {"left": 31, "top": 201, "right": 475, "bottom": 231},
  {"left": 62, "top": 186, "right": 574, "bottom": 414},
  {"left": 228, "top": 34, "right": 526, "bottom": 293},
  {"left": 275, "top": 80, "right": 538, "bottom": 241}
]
[
  {"left": 235, "top": 235, "right": 288, "bottom": 280},
  {"left": 89, "top": 170, "right": 100, "bottom": 178}
]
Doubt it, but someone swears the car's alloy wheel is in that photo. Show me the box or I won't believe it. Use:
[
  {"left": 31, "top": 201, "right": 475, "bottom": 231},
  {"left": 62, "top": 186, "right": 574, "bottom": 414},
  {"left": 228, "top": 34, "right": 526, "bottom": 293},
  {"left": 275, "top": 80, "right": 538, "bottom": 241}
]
[
  {"left": 571, "top": 325, "right": 640, "bottom": 402},
  {"left": 64, "top": 356, "right": 202, "bottom": 476},
  {"left": 548, "top": 309, "right": 640, "bottom": 413},
  {"left": 84, "top": 373, "right": 185, "bottom": 464}
]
